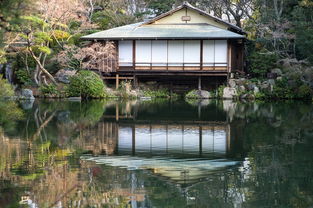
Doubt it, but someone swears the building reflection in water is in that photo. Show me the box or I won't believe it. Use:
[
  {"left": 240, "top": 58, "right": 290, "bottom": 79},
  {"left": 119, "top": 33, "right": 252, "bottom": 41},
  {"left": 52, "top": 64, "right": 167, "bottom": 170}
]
[{"left": 82, "top": 100, "right": 239, "bottom": 187}]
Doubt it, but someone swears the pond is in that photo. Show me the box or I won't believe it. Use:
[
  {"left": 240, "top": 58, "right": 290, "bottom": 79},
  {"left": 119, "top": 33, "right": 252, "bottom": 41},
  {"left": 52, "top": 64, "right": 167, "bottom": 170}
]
[{"left": 0, "top": 99, "right": 313, "bottom": 207}]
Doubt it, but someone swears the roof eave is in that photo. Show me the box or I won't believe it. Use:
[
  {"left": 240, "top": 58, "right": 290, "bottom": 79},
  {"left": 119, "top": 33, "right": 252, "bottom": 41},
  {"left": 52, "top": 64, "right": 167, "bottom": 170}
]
[{"left": 81, "top": 37, "right": 245, "bottom": 41}]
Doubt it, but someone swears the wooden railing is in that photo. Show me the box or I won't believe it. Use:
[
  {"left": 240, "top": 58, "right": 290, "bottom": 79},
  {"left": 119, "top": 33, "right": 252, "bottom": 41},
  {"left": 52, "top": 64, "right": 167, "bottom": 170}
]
[{"left": 118, "top": 62, "right": 228, "bottom": 71}]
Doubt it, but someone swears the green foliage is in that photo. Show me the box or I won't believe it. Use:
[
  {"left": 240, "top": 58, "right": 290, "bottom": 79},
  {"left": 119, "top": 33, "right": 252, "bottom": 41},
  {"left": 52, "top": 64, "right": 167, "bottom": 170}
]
[
  {"left": 39, "top": 84, "right": 59, "bottom": 97},
  {"left": 295, "top": 27, "right": 313, "bottom": 63},
  {"left": 297, "top": 84, "right": 312, "bottom": 99},
  {"left": 143, "top": 88, "right": 171, "bottom": 98},
  {"left": 67, "top": 70, "right": 107, "bottom": 98},
  {"left": 0, "top": 75, "right": 14, "bottom": 98},
  {"left": 217, "top": 85, "right": 226, "bottom": 98},
  {"left": 185, "top": 90, "right": 199, "bottom": 99},
  {"left": 92, "top": 10, "right": 136, "bottom": 30},
  {"left": 0, "top": 50, "right": 7, "bottom": 64},
  {"left": 248, "top": 50, "right": 278, "bottom": 78},
  {"left": 15, "top": 69, "right": 32, "bottom": 86},
  {"left": 146, "top": 0, "right": 175, "bottom": 16},
  {"left": 33, "top": 31, "right": 53, "bottom": 44},
  {"left": 21, "top": 15, "right": 48, "bottom": 28},
  {"left": 0, "top": 101, "right": 24, "bottom": 129}
]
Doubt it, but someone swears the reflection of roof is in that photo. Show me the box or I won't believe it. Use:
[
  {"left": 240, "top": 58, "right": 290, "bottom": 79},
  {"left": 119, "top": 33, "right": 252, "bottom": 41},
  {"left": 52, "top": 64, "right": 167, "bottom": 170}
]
[
  {"left": 82, "top": 23, "right": 244, "bottom": 40},
  {"left": 82, "top": 156, "right": 239, "bottom": 184}
]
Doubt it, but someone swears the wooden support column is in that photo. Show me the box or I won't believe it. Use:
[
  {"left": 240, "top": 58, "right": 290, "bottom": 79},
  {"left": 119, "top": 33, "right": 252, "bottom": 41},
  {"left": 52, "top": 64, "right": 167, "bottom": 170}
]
[
  {"left": 200, "top": 40, "right": 203, "bottom": 70},
  {"left": 198, "top": 76, "right": 202, "bottom": 90},
  {"left": 132, "top": 40, "right": 136, "bottom": 70},
  {"left": 115, "top": 74, "right": 119, "bottom": 89}
]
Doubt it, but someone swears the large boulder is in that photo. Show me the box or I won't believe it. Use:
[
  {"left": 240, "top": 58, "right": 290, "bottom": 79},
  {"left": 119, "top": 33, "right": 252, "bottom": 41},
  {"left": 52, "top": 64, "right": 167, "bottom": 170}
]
[
  {"left": 20, "top": 89, "right": 35, "bottom": 100},
  {"left": 228, "top": 79, "right": 237, "bottom": 88},
  {"left": 186, "top": 90, "right": 212, "bottom": 99},
  {"left": 222, "top": 87, "right": 237, "bottom": 99},
  {"left": 55, "top": 69, "right": 77, "bottom": 84}
]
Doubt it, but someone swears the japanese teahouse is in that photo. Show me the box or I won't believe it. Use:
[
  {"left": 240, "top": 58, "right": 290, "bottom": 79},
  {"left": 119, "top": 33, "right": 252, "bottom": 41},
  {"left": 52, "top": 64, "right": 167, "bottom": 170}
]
[{"left": 82, "top": 2, "right": 245, "bottom": 89}]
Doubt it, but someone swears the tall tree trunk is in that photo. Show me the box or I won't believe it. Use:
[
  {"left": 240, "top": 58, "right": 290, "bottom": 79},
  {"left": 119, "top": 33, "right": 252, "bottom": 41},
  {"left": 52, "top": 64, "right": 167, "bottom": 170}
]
[{"left": 28, "top": 48, "right": 57, "bottom": 85}]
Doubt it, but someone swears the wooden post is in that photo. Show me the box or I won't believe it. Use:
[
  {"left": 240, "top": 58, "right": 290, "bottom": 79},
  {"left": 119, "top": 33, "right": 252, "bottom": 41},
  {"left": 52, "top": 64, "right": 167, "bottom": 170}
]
[
  {"left": 115, "top": 103, "right": 119, "bottom": 121},
  {"left": 115, "top": 74, "right": 119, "bottom": 89},
  {"left": 132, "top": 125, "right": 135, "bottom": 155},
  {"left": 132, "top": 40, "right": 136, "bottom": 70},
  {"left": 133, "top": 75, "right": 138, "bottom": 88},
  {"left": 200, "top": 40, "right": 203, "bottom": 70},
  {"left": 198, "top": 76, "right": 201, "bottom": 90}
]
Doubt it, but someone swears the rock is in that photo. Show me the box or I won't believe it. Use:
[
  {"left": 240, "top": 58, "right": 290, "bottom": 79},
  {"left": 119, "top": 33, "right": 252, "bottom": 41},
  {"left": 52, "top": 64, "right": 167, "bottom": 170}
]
[
  {"left": 20, "top": 99, "right": 34, "bottom": 110},
  {"left": 271, "top": 68, "right": 283, "bottom": 76},
  {"left": 236, "top": 78, "right": 246, "bottom": 86},
  {"left": 260, "top": 82, "right": 269, "bottom": 90},
  {"left": 55, "top": 69, "right": 77, "bottom": 84},
  {"left": 186, "top": 90, "right": 212, "bottom": 99},
  {"left": 222, "top": 87, "right": 237, "bottom": 99},
  {"left": 20, "top": 89, "right": 35, "bottom": 100},
  {"left": 278, "top": 58, "right": 291, "bottom": 68},
  {"left": 239, "top": 85, "right": 246, "bottom": 92},
  {"left": 246, "top": 83, "right": 256, "bottom": 91},
  {"left": 228, "top": 79, "right": 237, "bottom": 88},
  {"left": 240, "top": 93, "right": 255, "bottom": 100},
  {"left": 198, "top": 90, "right": 211, "bottom": 99},
  {"left": 128, "top": 90, "right": 138, "bottom": 98},
  {"left": 303, "top": 68, "right": 313, "bottom": 86},
  {"left": 268, "top": 79, "right": 275, "bottom": 86},
  {"left": 253, "top": 86, "right": 260, "bottom": 94}
]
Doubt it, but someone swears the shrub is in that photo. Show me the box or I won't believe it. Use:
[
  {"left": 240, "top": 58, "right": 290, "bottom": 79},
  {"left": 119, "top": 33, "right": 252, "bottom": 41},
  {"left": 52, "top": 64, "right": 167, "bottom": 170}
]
[
  {"left": 15, "top": 69, "right": 32, "bottom": 86},
  {"left": 0, "top": 75, "right": 14, "bottom": 98},
  {"left": 185, "top": 90, "right": 199, "bottom": 99},
  {"left": 67, "top": 70, "right": 107, "bottom": 98},
  {"left": 297, "top": 85, "right": 312, "bottom": 99},
  {"left": 143, "top": 88, "right": 171, "bottom": 98},
  {"left": 217, "top": 85, "right": 226, "bottom": 98},
  {"left": 39, "top": 84, "right": 59, "bottom": 97}
]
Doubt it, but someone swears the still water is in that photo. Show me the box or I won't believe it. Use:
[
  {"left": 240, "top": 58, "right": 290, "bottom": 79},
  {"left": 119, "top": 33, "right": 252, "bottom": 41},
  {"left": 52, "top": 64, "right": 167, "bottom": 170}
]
[{"left": 0, "top": 99, "right": 313, "bottom": 208}]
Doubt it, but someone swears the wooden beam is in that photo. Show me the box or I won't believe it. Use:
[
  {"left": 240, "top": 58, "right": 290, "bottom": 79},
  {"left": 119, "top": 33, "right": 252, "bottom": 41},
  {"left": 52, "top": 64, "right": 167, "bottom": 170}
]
[{"left": 102, "top": 77, "right": 134, "bottom": 80}]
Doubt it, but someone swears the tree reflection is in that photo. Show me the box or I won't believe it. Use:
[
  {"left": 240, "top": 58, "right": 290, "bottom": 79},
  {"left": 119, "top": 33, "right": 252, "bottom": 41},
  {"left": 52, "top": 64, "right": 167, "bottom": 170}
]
[{"left": 0, "top": 100, "right": 313, "bottom": 207}]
